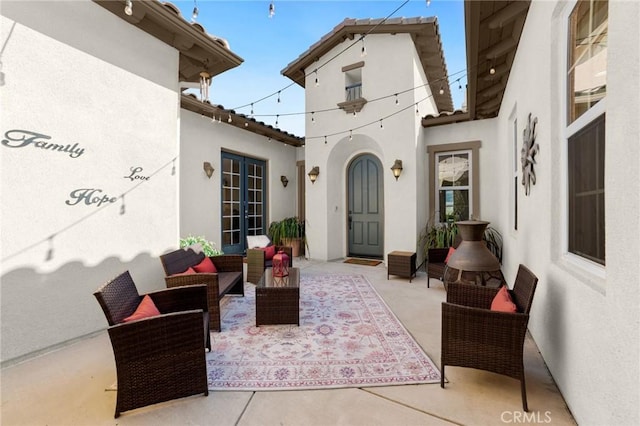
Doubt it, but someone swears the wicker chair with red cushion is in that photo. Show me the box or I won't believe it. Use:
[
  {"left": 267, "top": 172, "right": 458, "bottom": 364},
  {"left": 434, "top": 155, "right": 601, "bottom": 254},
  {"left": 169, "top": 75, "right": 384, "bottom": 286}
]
[
  {"left": 245, "top": 235, "right": 293, "bottom": 284},
  {"left": 93, "top": 271, "right": 209, "bottom": 418},
  {"left": 440, "top": 264, "right": 538, "bottom": 411},
  {"left": 426, "top": 235, "right": 462, "bottom": 287}
]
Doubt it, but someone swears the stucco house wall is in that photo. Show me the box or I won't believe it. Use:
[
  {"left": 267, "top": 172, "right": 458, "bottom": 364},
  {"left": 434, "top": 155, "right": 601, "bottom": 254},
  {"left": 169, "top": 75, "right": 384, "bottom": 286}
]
[
  {"left": 304, "top": 33, "right": 436, "bottom": 261},
  {"left": 0, "top": 1, "right": 181, "bottom": 363},
  {"left": 179, "top": 109, "right": 299, "bottom": 247},
  {"left": 429, "top": 1, "right": 639, "bottom": 423}
]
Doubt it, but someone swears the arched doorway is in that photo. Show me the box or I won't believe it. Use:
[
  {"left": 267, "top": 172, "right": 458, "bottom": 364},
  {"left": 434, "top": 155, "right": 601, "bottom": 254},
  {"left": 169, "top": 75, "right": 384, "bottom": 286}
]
[{"left": 347, "top": 154, "right": 384, "bottom": 258}]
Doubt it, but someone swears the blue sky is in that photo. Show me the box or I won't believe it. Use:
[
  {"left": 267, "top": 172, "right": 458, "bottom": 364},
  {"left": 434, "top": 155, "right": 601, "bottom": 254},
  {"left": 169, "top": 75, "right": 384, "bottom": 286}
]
[{"left": 173, "top": 0, "right": 466, "bottom": 137}]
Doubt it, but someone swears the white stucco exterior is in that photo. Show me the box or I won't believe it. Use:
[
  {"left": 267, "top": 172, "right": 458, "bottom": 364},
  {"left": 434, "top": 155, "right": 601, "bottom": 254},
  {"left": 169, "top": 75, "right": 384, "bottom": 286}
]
[
  {"left": 0, "top": 1, "right": 181, "bottom": 361},
  {"left": 179, "top": 109, "right": 299, "bottom": 248},
  {"left": 427, "top": 1, "right": 640, "bottom": 423},
  {"left": 304, "top": 33, "right": 436, "bottom": 261}
]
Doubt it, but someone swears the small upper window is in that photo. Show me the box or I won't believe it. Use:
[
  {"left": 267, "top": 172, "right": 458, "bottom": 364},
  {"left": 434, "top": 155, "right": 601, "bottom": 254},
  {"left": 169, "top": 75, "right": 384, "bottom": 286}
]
[
  {"left": 568, "top": 0, "right": 608, "bottom": 124},
  {"left": 345, "top": 68, "right": 362, "bottom": 101}
]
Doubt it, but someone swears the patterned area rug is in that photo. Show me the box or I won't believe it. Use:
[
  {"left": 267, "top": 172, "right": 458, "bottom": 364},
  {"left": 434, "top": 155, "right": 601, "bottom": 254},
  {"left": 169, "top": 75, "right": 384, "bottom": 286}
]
[{"left": 207, "top": 274, "right": 440, "bottom": 390}]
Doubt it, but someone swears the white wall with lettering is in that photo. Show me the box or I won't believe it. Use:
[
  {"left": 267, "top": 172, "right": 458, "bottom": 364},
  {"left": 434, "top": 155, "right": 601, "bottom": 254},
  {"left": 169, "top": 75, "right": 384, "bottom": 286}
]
[{"left": 0, "top": 2, "right": 180, "bottom": 362}]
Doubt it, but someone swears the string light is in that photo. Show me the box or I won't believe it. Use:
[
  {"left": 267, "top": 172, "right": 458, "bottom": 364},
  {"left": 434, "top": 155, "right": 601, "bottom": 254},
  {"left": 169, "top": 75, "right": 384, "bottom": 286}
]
[
  {"left": 395, "top": 94, "right": 399, "bottom": 105},
  {"left": 415, "top": 103, "right": 420, "bottom": 115},
  {"left": 244, "top": 121, "right": 249, "bottom": 127},
  {"left": 457, "top": 78, "right": 462, "bottom": 90},
  {"left": 349, "top": 130, "right": 353, "bottom": 141},
  {"left": 250, "top": 103, "right": 254, "bottom": 116},
  {"left": 269, "top": 1, "right": 275, "bottom": 18},
  {"left": 439, "top": 85, "right": 444, "bottom": 95},
  {"left": 353, "top": 110, "right": 357, "bottom": 117},
  {"left": 227, "top": 113, "right": 232, "bottom": 123},
  {"left": 277, "top": 90, "right": 281, "bottom": 103},
  {"left": 426, "top": 0, "right": 431, "bottom": 7},
  {"left": 379, "top": 119, "right": 384, "bottom": 129},
  {"left": 324, "top": 136, "right": 327, "bottom": 144},
  {"left": 314, "top": 69, "right": 319, "bottom": 87},
  {"left": 275, "top": 114, "right": 279, "bottom": 127},
  {"left": 489, "top": 59, "right": 496, "bottom": 75},
  {"left": 191, "top": 0, "right": 199, "bottom": 22},
  {"left": 311, "top": 112, "right": 315, "bottom": 123},
  {"left": 211, "top": 112, "right": 216, "bottom": 123},
  {"left": 124, "top": 0, "right": 133, "bottom": 16},
  {"left": 360, "top": 37, "right": 367, "bottom": 57}
]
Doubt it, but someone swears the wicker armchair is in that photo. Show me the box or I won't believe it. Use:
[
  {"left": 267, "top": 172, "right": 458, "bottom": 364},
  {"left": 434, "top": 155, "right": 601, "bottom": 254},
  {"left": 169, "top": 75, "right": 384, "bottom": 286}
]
[
  {"left": 246, "top": 235, "right": 293, "bottom": 284},
  {"left": 93, "top": 271, "right": 210, "bottom": 418},
  {"left": 426, "top": 235, "right": 462, "bottom": 288},
  {"left": 440, "top": 264, "right": 538, "bottom": 411}
]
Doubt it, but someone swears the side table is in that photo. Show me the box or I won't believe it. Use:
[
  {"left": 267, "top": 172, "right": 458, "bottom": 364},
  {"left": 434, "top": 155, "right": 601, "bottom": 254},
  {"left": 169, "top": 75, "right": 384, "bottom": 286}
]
[
  {"left": 387, "top": 251, "right": 417, "bottom": 282},
  {"left": 256, "top": 267, "right": 300, "bottom": 326}
]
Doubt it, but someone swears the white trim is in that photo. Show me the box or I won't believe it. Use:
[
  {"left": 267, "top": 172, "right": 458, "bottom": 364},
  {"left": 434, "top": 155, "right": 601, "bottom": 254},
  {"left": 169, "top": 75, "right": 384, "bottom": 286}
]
[{"left": 559, "top": 0, "right": 607, "bottom": 285}]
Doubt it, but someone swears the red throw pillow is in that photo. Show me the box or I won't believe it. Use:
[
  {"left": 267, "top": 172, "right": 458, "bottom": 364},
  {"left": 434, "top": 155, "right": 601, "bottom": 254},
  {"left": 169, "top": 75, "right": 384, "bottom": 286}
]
[
  {"left": 260, "top": 245, "right": 276, "bottom": 260},
  {"left": 444, "top": 247, "right": 456, "bottom": 264},
  {"left": 123, "top": 295, "right": 161, "bottom": 322},
  {"left": 491, "top": 286, "right": 517, "bottom": 313},
  {"left": 172, "top": 267, "right": 196, "bottom": 276},
  {"left": 193, "top": 256, "right": 217, "bottom": 273}
]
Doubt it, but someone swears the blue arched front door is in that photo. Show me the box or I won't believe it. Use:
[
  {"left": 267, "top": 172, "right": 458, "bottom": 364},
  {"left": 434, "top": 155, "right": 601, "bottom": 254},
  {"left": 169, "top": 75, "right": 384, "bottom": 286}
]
[{"left": 348, "top": 154, "right": 384, "bottom": 258}]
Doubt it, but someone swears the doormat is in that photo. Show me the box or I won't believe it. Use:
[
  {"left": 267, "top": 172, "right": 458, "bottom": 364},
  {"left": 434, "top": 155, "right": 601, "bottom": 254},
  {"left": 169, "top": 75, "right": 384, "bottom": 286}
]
[{"left": 344, "top": 258, "right": 382, "bottom": 267}]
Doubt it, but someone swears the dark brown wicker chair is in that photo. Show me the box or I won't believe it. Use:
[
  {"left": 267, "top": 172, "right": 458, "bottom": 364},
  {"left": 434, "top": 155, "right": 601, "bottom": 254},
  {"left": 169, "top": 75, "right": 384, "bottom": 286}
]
[
  {"left": 427, "top": 235, "right": 462, "bottom": 288},
  {"left": 160, "top": 246, "right": 244, "bottom": 332},
  {"left": 440, "top": 264, "right": 538, "bottom": 411},
  {"left": 93, "top": 271, "right": 210, "bottom": 418},
  {"left": 246, "top": 235, "right": 293, "bottom": 284}
]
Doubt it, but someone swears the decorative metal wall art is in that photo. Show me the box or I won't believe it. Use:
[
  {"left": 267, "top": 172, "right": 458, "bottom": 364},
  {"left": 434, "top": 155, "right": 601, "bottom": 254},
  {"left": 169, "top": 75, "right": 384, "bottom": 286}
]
[{"left": 521, "top": 113, "right": 539, "bottom": 196}]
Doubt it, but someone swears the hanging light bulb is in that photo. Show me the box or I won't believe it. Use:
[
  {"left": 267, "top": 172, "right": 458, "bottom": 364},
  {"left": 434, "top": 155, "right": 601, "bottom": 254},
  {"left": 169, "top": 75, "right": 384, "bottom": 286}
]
[
  {"left": 191, "top": 3, "right": 199, "bottom": 22},
  {"left": 244, "top": 121, "right": 249, "bottom": 127},
  {"left": 439, "top": 86, "right": 444, "bottom": 95},
  {"left": 211, "top": 112, "right": 216, "bottom": 123},
  {"left": 395, "top": 94, "right": 399, "bottom": 105},
  {"left": 426, "top": 0, "right": 431, "bottom": 7},
  {"left": 275, "top": 114, "right": 279, "bottom": 127},
  {"left": 490, "top": 66, "right": 496, "bottom": 75},
  {"left": 269, "top": 1, "right": 275, "bottom": 18},
  {"left": 379, "top": 119, "right": 384, "bottom": 129},
  {"left": 458, "top": 79, "right": 462, "bottom": 90},
  {"left": 199, "top": 71, "right": 210, "bottom": 102},
  {"left": 360, "top": 37, "right": 367, "bottom": 57},
  {"left": 314, "top": 69, "right": 319, "bottom": 87},
  {"left": 349, "top": 130, "right": 353, "bottom": 141},
  {"left": 277, "top": 90, "right": 281, "bottom": 103},
  {"left": 124, "top": 0, "right": 133, "bottom": 16},
  {"left": 227, "top": 113, "right": 232, "bottom": 123},
  {"left": 353, "top": 110, "right": 357, "bottom": 118},
  {"left": 415, "top": 103, "right": 420, "bottom": 115},
  {"left": 217, "top": 115, "right": 222, "bottom": 123},
  {"left": 324, "top": 136, "right": 327, "bottom": 144},
  {"left": 311, "top": 112, "right": 315, "bottom": 123}
]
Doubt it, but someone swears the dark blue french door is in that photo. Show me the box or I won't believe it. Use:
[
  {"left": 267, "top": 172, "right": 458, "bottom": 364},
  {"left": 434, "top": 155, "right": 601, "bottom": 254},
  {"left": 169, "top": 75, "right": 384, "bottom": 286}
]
[{"left": 221, "top": 152, "right": 266, "bottom": 254}]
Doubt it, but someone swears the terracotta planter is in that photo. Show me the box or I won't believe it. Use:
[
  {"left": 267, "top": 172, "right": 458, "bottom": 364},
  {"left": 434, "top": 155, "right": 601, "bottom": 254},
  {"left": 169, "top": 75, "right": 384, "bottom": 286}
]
[{"left": 281, "top": 238, "right": 302, "bottom": 258}]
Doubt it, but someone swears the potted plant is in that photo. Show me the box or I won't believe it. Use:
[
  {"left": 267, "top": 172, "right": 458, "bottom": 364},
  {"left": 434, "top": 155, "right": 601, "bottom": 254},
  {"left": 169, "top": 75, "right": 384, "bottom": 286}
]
[
  {"left": 179, "top": 235, "right": 224, "bottom": 257},
  {"left": 268, "top": 217, "right": 306, "bottom": 257}
]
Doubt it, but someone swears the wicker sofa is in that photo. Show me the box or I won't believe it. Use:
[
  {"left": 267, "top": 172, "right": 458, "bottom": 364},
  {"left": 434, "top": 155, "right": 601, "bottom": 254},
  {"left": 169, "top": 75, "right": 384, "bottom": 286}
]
[{"left": 159, "top": 245, "right": 244, "bottom": 332}]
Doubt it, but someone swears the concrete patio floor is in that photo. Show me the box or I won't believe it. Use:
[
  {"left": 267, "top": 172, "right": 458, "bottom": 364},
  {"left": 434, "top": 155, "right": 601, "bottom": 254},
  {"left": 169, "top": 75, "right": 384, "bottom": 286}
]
[{"left": 1, "top": 259, "right": 576, "bottom": 425}]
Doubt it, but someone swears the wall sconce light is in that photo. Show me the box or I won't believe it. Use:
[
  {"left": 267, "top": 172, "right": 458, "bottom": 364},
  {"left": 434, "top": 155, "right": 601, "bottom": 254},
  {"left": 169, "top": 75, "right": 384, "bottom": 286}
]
[
  {"left": 391, "top": 159, "right": 403, "bottom": 181},
  {"left": 203, "top": 161, "right": 214, "bottom": 179},
  {"left": 308, "top": 166, "right": 320, "bottom": 184},
  {"left": 280, "top": 175, "right": 289, "bottom": 187}
]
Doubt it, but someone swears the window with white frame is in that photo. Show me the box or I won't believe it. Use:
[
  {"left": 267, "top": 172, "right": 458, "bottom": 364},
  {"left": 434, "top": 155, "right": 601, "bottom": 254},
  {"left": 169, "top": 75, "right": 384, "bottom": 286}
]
[
  {"left": 566, "top": 0, "right": 607, "bottom": 265},
  {"left": 435, "top": 151, "right": 472, "bottom": 223}
]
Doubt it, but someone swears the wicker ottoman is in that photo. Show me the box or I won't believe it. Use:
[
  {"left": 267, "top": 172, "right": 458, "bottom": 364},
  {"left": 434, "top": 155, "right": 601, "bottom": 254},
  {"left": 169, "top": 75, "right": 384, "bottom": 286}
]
[
  {"left": 387, "top": 251, "right": 417, "bottom": 283},
  {"left": 256, "top": 268, "right": 300, "bottom": 326}
]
